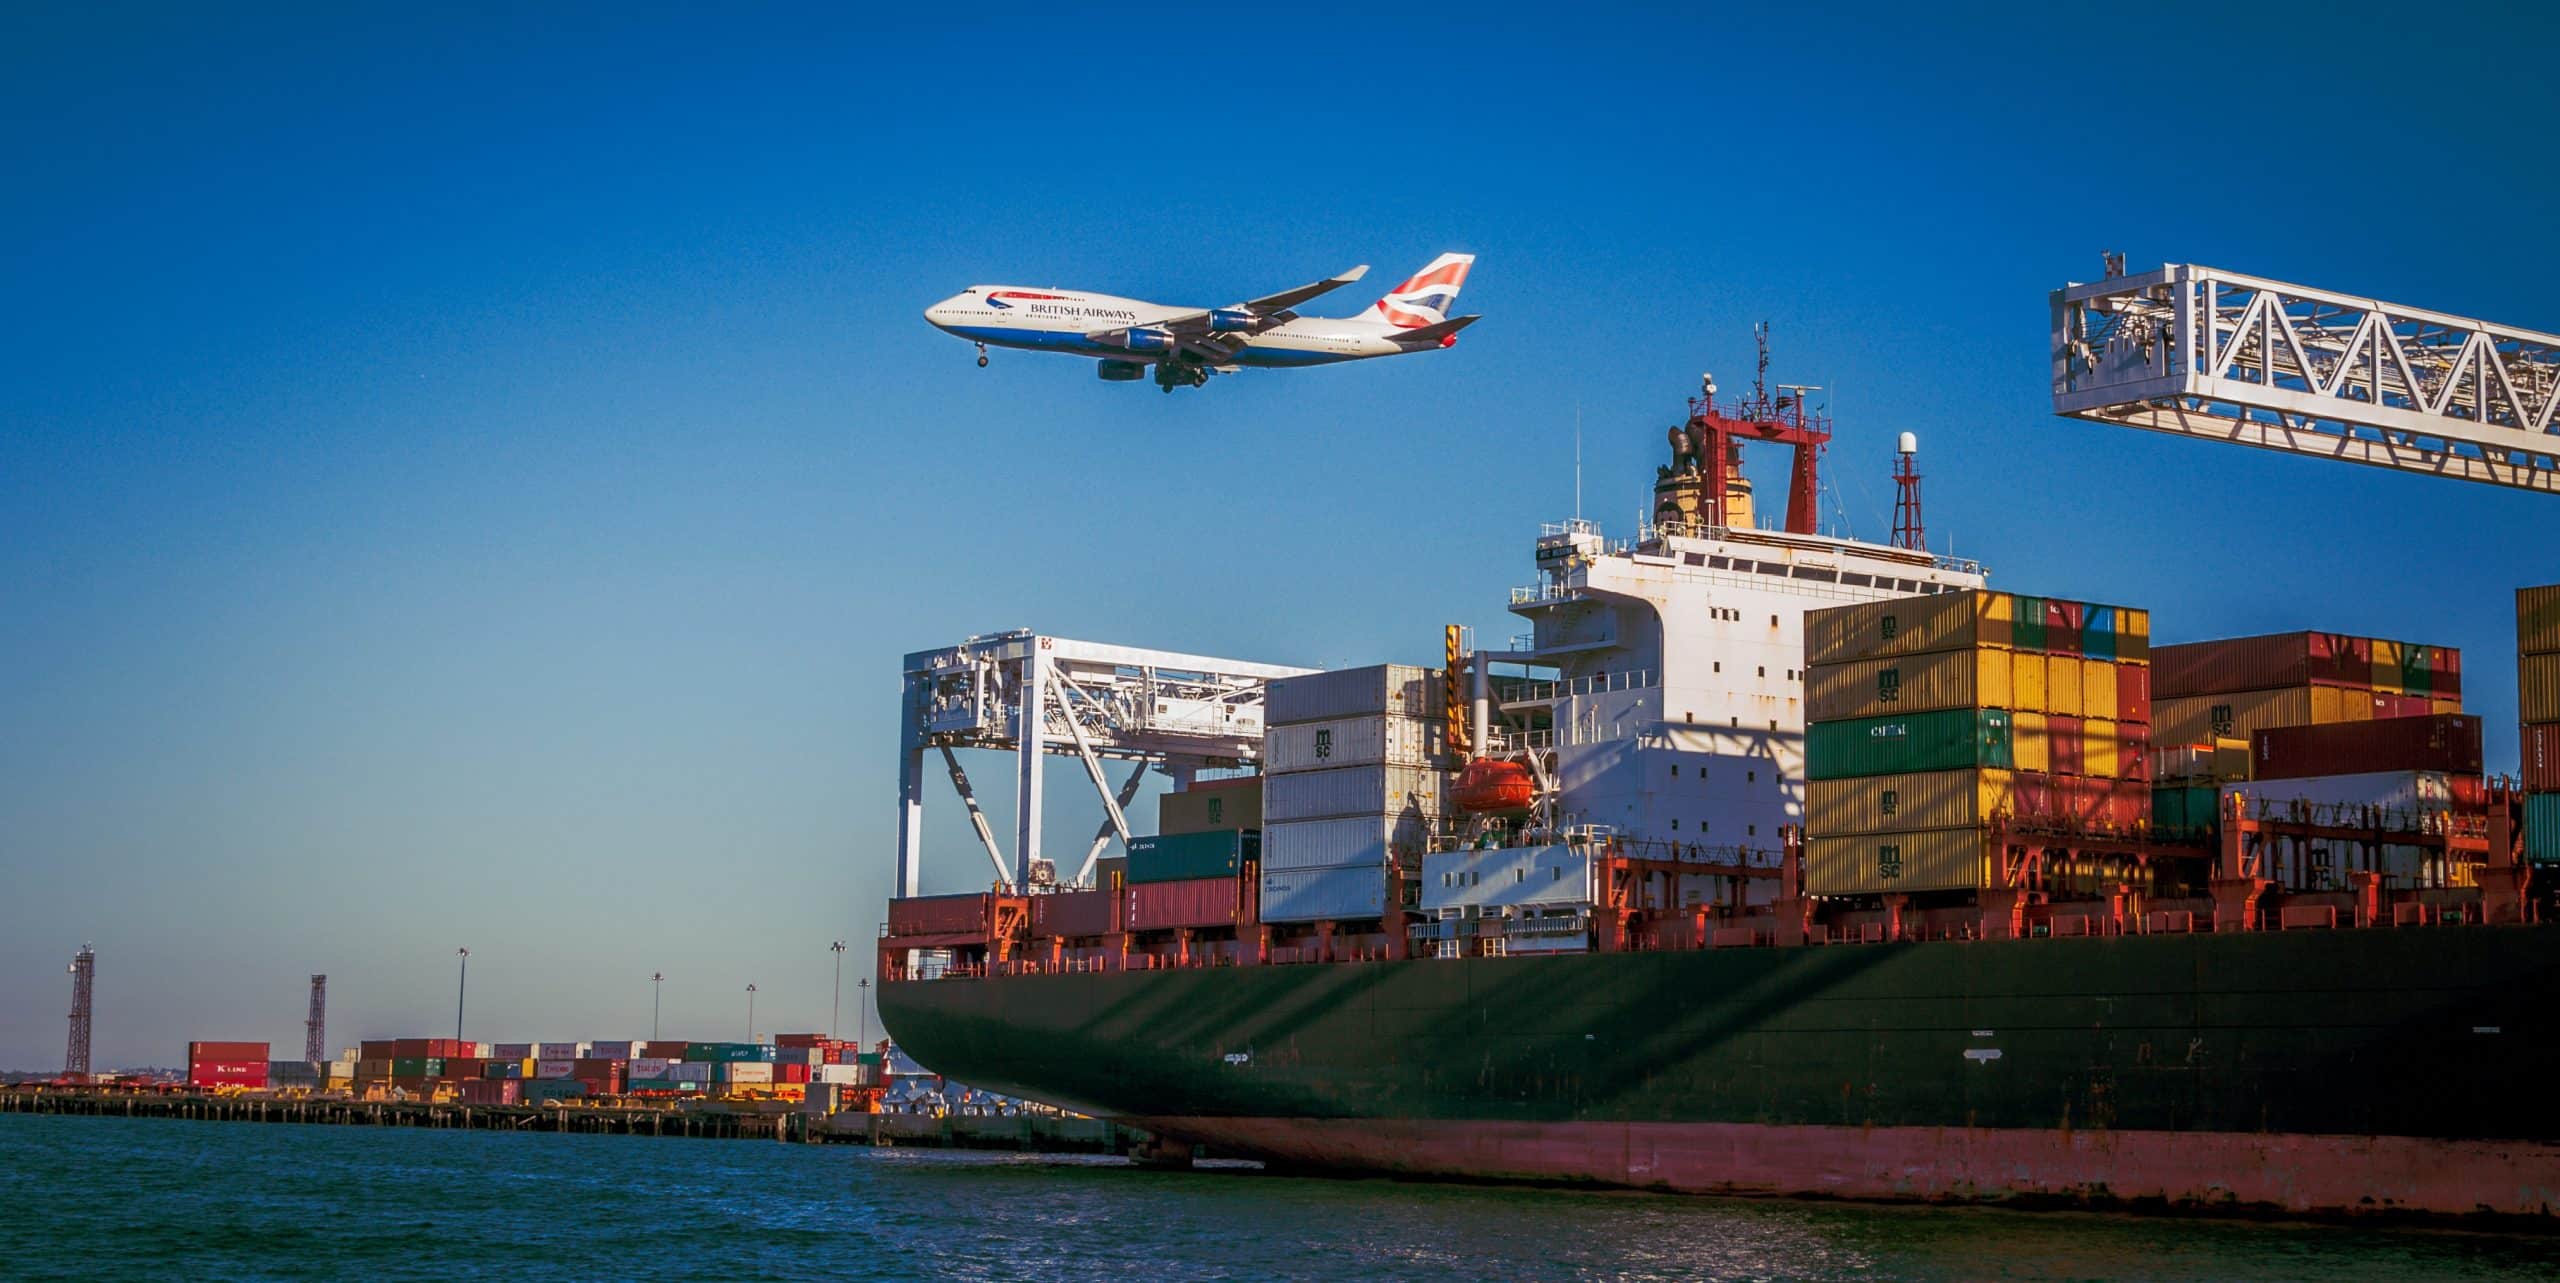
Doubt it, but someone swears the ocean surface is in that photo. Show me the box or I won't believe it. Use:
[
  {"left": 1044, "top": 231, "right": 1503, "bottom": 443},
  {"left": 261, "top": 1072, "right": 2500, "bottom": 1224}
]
[{"left": 3, "top": 1114, "right": 2554, "bottom": 1281}]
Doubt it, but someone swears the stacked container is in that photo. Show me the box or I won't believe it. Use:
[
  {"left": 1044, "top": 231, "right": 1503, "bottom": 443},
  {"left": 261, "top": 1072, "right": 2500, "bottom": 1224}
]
[
  {"left": 1802, "top": 591, "right": 2153, "bottom": 897},
  {"left": 2150, "top": 631, "right": 2462, "bottom": 747},
  {"left": 1122, "top": 831, "right": 1257, "bottom": 931},
  {"left": 2522, "top": 585, "right": 2560, "bottom": 864},
  {"left": 1258, "top": 664, "right": 1449, "bottom": 923},
  {"left": 186, "top": 1041, "right": 270, "bottom": 1089},
  {"left": 1157, "top": 776, "right": 1262, "bottom": 836}
]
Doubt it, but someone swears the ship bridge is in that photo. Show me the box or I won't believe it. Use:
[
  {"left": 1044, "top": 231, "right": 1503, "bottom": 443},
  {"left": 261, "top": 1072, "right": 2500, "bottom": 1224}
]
[{"left": 897, "top": 630, "right": 1313, "bottom": 896}]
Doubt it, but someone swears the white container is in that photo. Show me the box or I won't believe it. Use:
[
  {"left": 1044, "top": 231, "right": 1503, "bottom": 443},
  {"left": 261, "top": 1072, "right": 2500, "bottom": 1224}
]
[
  {"left": 1259, "top": 862, "right": 1389, "bottom": 923},
  {"left": 1267, "top": 664, "right": 1445, "bottom": 726},
  {"left": 535, "top": 1042, "right": 585, "bottom": 1060},
  {"left": 1265, "top": 715, "right": 1445, "bottom": 773},
  {"left": 630, "top": 1057, "right": 671, "bottom": 1079},
  {"left": 1264, "top": 815, "right": 1430, "bottom": 871},
  {"left": 472, "top": 1042, "right": 494, "bottom": 1058},
  {"left": 1421, "top": 844, "right": 1595, "bottom": 914},
  {"left": 1265, "top": 763, "right": 1448, "bottom": 822},
  {"left": 726, "top": 1062, "right": 775, "bottom": 1084},
  {"left": 534, "top": 1060, "right": 576, "bottom": 1078},
  {"left": 814, "top": 1063, "right": 868, "bottom": 1085}
]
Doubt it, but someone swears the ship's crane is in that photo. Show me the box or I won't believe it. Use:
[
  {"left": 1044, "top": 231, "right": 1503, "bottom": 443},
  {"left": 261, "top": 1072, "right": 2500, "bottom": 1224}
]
[
  {"left": 2052, "top": 256, "right": 2560, "bottom": 492},
  {"left": 896, "top": 630, "right": 1314, "bottom": 896}
]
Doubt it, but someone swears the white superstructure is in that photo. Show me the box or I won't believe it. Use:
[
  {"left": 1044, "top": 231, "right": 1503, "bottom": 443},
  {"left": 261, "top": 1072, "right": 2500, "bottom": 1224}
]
[{"left": 1508, "top": 518, "right": 1986, "bottom": 858}]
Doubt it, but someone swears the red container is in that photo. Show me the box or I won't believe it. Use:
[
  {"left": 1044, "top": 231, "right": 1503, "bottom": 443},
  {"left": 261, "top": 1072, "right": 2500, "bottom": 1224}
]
[
  {"left": 2250, "top": 714, "right": 2484, "bottom": 781},
  {"left": 1125, "top": 875, "right": 1252, "bottom": 931},
  {"left": 359, "top": 1040, "right": 401, "bottom": 1061},
  {"left": 459, "top": 1080, "right": 519, "bottom": 1105},
  {"left": 2044, "top": 600, "right": 2084, "bottom": 657},
  {"left": 2118, "top": 725, "right": 2152, "bottom": 781},
  {"left": 2047, "top": 716, "right": 2086, "bottom": 776},
  {"left": 887, "top": 892, "right": 1000, "bottom": 937},
  {"left": 641, "top": 1040, "right": 689, "bottom": 1059},
  {"left": 2115, "top": 663, "right": 2151, "bottom": 726},
  {"left": 2433, "top": 646, "right": 2463, "bottom": 699},
  {"left": 2152, "top": 632, "right": 2370, "bottom": 697},
  {"left": 779, "top": 1063, "right": 811, "bottom": 1084},
  {"left": 1031, "top": 888, "right": 1117, "bottom": 938},
  {"left": 775, "top": 1033, "right": 825, "bottom": 1048},
  {"left": 2373, "top": 693, "right": 2431, "bottom": 719},
  {"left": 442, "top": 1057, "right": 485, "bottom": 1079},
  {"left": 187, "top": 1061, "right": 268, "bottom": 1089},
  {"left": 430, "top": 1039, "right": 472, "bottom": 1058},
  {"left": 388, "top": 1038, "right": 434, "bottom": 1058},
  {"left": 188, "top": 1040, "right": 268, "bottom": 1062},
  {"left": 2012, "top": 774, "right": 2148, "bottom": 827},
  {"left": 2527, "top": 723, "right": 2560, "bottom": 792},
  {"left": 573, "top": 1076, "right": 616, "bottom": 1097}
]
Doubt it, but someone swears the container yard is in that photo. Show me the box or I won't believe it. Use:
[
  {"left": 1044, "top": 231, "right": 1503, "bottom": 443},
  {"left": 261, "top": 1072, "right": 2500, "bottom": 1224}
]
[{"left": 874, "top": 302, "right": 2560, "bottom": 1224}]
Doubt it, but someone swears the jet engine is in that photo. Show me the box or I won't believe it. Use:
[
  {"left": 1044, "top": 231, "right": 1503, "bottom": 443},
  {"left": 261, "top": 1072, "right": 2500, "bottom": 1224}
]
[
  {"left": 1207, "top": 308, "right": 1256, "bottom": 332},
  {"left": 1118, "top": 328, "right": 1175, "bottom": 353},
  {"left": 1097, "top": 360, "right": 1146, "bottom": 382}
]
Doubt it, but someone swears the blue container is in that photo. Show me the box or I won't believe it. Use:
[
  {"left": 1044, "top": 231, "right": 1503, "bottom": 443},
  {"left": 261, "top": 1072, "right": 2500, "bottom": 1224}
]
[
  {"left": 2083, "top": 605, "right": 2118, "bottom": 664},
  {"left": 2527, "top": 793, "right": 2560, "bottom": 864}
]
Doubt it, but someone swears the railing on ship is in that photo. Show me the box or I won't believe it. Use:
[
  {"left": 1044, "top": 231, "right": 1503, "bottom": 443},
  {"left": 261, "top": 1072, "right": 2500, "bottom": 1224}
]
[{"left": 1489, "top": 669, "right": 1657, "bottom": 702}]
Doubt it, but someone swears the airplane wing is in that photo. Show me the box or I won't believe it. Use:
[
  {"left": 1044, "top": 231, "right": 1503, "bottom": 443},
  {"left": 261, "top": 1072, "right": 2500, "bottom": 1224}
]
[{"left": 1087, "top": 265, "right": 1371, "bottom": 340}]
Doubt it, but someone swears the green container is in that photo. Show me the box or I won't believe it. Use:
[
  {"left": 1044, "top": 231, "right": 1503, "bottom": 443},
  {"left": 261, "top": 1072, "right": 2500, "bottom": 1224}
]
[
  {"left": 2150, "top": 783, "right": 2218, "bottom": 835},
  {"left": 855, "top": 1051, "right": 884, "bottom": 1066},
  {"left": 1127, "top": 830, "right": 1256, "bottom": 884},
  {"left": 2010, "top": 596, "right": 2047, "bottom": 652},
  {"left": 521, "top": 1079, "right": 587, "bottom": 1102},
  {"left": 1807, "top": 708, "right": 2013, "bottom": 781},
  {"left": 2399, "top": 645, "right": 2432, "bottom": 698},
  {"left": 2526, "top": 793, "right": 2560, "bottom": 864},
  {"left": 391, "top": 1057, "right": 440, "bottom": 1077}
]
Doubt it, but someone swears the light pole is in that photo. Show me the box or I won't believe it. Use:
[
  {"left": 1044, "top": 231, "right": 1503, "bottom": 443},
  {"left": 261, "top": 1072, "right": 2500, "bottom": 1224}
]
[
  {"left": 830, "top": 940, "right": 848, "bottom": 1040},
  {"left": 857, "top": 978, "right": 871, "bottom": 1051},
  {"left": 455, "top": 948, "right": 470, "bottom": 1041},
  {"left": 745, "top": 983, "right": 757, "bottom": 1042},
  {"left": 651, "top": 972, "right": 664, "bottom": 1040}
]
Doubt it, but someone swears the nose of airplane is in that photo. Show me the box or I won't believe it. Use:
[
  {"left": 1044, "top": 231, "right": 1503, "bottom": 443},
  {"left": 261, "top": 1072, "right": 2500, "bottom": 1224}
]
[{"left": 923, "top": 294, "right": 965, "bottom": 330}]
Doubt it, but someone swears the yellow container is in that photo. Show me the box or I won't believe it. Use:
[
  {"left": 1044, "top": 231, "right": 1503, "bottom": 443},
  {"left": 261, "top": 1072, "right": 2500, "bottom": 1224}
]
[
  {"left": 2084, "top": 717, "right": 2120, "bottom": 778},
  {"left": 2520, "top": 584, "right": 2560, "bottom": 657},
  {"left": 2212, "top": 738, "right": 2250, "bottom": 782},
  {"left": 2152, "top": 687, "right": 2315, "bottom": 747},
  {"left": 1806, "top": 826, "right": 1989, "bottom": 896},
  {"left": 2115, "top": 608, "right": 2153, "bottom": 665},
  {"left": 2044, "top": 653, "right": 2084, "bottom": 717},
  {"left": 2079, "top": 658, "right": 2118, "bottom": 722},
  {"left": 2525, "top": 653, "right": 2560, "bottom": 724},
  {"left": 1805, "top": 591, "right": 2014, "bottom": 667},
  {"left": 1806, "top": 768, "right": 2016, "bottom": 837},
  {"left": 2369, "top": 640, "right": 2405, "bottom": 695},
  {"left": 2013, "top": 712, "right": 2051, "bottom": 773},
  {"left": 2429, "top": 696, "right": 2463, "bottom": 717},
  {"left": 2309, "top": 685, "right": 2373, "bottom": 723},
  {"left": 2011, "top": 651, "right": 2048, "bottom": 714},
  {"left": 1807, "top": 647, "right": 2013, "bottom": 722}
]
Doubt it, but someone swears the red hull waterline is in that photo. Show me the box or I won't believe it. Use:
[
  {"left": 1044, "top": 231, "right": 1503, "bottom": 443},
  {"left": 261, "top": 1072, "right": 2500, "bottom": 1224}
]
[{"left": 1128, "top": 1117, "right": 2560, "bottom": 1221}]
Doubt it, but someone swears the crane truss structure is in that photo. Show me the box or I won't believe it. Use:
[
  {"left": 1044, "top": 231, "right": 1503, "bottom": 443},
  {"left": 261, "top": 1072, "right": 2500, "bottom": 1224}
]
[
  {"left": 2052, "top": 262, "right": 2560, "bottom": 492},
  {"left": 65, "top": 944, "right": 94, "bottom": 1082},
  {"left": 896, "top": 629, "right": 1313, "bottom": 896},
  {"left": 305, "top": 974, "right": 328, "bottom": 1064}
]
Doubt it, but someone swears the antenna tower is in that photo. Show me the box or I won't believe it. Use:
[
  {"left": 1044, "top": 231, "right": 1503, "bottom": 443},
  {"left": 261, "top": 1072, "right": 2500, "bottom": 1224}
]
[
  {"left": 1891, "top": 433, "right": 1927, "bottom": 551},
  {"left": 305, "top": 974, "right": 328, "bottom": 1063},
  {"left": 65, "top": 944, "right": 95, "bottom": 1082}
]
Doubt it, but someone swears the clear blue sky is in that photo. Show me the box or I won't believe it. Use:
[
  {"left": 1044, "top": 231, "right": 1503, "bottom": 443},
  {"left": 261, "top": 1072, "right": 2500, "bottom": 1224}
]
[{"left": 5, "top": 5, "right": 2555, "bottom": 1068}]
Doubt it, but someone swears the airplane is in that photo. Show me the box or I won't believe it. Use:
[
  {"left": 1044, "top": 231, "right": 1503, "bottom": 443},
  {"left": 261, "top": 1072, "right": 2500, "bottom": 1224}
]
[{"left": 923, "top": 253, "right": 1478, "bottom": 391}]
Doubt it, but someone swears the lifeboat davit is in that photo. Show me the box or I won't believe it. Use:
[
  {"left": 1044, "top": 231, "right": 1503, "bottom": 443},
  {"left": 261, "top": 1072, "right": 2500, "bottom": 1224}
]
[{"left": 1453, "top": 757, "right": 1537, "bottom": 814}]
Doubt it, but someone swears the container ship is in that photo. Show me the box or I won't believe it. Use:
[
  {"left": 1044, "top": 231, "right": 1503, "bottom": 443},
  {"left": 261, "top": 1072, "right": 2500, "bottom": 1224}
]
[{"left": 876, "top": 333, "right": 2560, "bottom": 1220}]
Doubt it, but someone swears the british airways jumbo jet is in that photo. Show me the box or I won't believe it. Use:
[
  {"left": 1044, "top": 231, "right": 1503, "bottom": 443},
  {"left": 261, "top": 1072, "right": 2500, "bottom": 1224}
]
[{"left": 923, "top": 254, "right": 1478, "bottom": 391}]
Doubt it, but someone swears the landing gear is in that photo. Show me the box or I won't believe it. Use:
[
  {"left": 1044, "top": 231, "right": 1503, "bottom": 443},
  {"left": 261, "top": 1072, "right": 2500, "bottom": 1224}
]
[
  {"left": 1152, "top": 361, "right": 1209, "bottom": 393},
  {"left": 975, "top": 343, "right": 988, "bottom": 368}
]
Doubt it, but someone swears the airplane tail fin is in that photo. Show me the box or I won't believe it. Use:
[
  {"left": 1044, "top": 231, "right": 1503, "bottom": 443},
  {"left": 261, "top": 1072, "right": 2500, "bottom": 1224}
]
[
  {"left": 1343, "top": 252, "right": 1475, "bottom": 329},
  {"left": 1387, "top": 314, "right": 1481, "bottom": 348}
]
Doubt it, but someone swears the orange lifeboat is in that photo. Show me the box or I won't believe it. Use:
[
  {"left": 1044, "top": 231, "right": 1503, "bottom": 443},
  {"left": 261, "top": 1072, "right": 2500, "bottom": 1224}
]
[{"left": 1453, "top": 757, "right": 1536, "bottom": 814}]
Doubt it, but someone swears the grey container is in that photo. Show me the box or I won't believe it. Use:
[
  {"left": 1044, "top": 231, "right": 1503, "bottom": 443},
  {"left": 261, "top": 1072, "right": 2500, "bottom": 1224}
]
[
  {"left": 1266, "top": 664, "right": 1447, "bottom": 727},
  {"left": 1419, "top": 844, "right": 1595, "bottom": 913},
  {"left": 1264, "top": 763, "right": 1448, "bottom": 823},
  {"left": 1259, "top": 861, "right": 1390, "bottom": 923},
  {"left": 1265, "top": 715, "right": 1445, "bottom": 773},
  {"left": 1263, "top": 814, "right": 1434, "bottom": 871}
]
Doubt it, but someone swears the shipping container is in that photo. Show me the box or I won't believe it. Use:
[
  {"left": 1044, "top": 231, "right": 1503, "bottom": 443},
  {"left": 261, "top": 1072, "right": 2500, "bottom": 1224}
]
[
  {"left": 2117, "top": 663, "right": 2157, "bottom": 725},
  {"left": 588, "top": 1041, "right": 637, "bottom": 1060},
  {"left": 1419, "top": 844, "right": 1594, "bottom": 913},
  {"left": 1805, "top": 708, "right": 2014, "bottom": 781},
  {"left": 2522, "top": 585, "right": 2560, "bottom": 657},
  {"left": 2013, "top": 774, "right": 2149, "bottom": 828},
  {"left": 1030, "top": 888, "right": 1118, "bottom": 937},
  {"left": 1125, "top": 874, "right": 1253, "bottom": 931},
  {"left": 458, "top": 1080, "right": 519, "bottom": 1106},
  {"left": 2044, "top": 599, "right": 2085, "bottom": 657},
  {"left": 1266, "top": 663, "right": 1446, "bottom": 726},
  {"left": 1806, "top": 768, "right": 2016, "bottom": 836},
  {"left": 1263, "top": 763, "right": 1449, "bottom": 822},
  {"left": 2152, "top": 782, "right": 2222, "bottom": 834},
  {"left": 359, "top": 1040, "right": 400, "bottom": 1061},
  {"left": 391, "top": 1057, "right": 442, "bottom": 1077},
  {"left": 2526, "top": 654, "right": 2560, "bottom": 725},
  {"left": 2527, "top": 724, "right": 2560, "bottom": 794},
  {"left": 2080, "top": 659, "right": 2121, "bottom": 726},
  {"left": 2526, "top": 792, "right": 2560, "bottom": 863},
  {"left": 1806, "top": 648, "right": 2012, "bottom": 723},
  {"left": 2370, "top": 639, "right": 2407, "bottom": 695},
  {"left": 2251, "top": 714, "right": 2484, "bottom": 781},
  {"left": 1805, "top": 826, "right": 1988, "bottom": 897},
  {"left": 2435, "top": 646, "right": 2463, "bottom": 700},
  {"left": 1264, "top": 715, "right": 1446, "bottom": 773},
  {"left": 885, "top": 892, "right": 1006, "bottom": 938},
  {"left": 2048, "top": 715, "right": 2086, "bottom": 776},
  {"left": 491, "top": 1042, "right": 534, "bottom": 1059},
  {"left": 2010, "top": 595, "right": 2047, "bottom": 652},
  {"left": 640, "top": 1040, "right": 689, "bottom": 1060},
  {"left": 188, "top": 1040, "right": 268, "bottom": 1062},
  {"left": 1804, "top": 591, "right": 2014, "bottom": 666},
  {"left": 1258, "top": 861, "right": 1389, "bottom": 923},
  {"left": 534, "top": 1042, "right": 585, "bottom": 1060},
  {"left": 2154, "top": 688, "right": 2316, "bottom": 747},
  {"left": 1262, "top": 814, "right": 1430, "bottom": 870},
  {"left": 443, "top": 1058, "right": 486, "bottom": 1079},
  {"left": 2012, "top": 652, "right": 2048, "bottom": 714},
  {"left": 2012, "top": 712, "right": 2050, "bottom": 774},
  {"left": 520, "top": 1080, "right": 587, "bottom": 1103},
  {"left": 535, "top": 1060, "right": 575, "bottom": 1079},
  {"left": 1157, "top": 777, "right": 1263, "bottom": 835},
  {"left": 630, "top": 1057, "right": 671, "bottom": 1079},
  {"left": 2084, "top": 717, "right": 2121, "bottom": 778},
  {"left": 1126, "top": 829, "right": 1255, "bottom": 883},
  {"left": 719, "top": 1062, "right": 774, "bottom": 1084},
  {"left": 2152, "top": 632, "right": 2376, "bottom": 697},
  {"left": 1093, "top": 855, "right": 1126, "bottom": 892}
]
